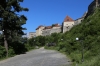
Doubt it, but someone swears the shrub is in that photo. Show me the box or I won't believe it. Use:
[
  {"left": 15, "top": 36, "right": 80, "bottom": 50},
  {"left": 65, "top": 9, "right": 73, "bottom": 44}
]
[
  {"left": 0, "top": 46, "right": 6, "bottom": 59},
  {"left": 8, "top": 47, "right": 15, "bottom": 57}
]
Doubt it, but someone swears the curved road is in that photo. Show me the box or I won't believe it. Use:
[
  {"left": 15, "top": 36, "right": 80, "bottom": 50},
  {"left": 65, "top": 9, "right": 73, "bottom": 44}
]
[{"left": 0, "top": 47, "right": 71, "bottom": 66}]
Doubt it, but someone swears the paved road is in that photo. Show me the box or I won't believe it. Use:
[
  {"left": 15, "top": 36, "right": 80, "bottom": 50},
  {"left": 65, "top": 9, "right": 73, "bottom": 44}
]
[{"left": 0, "top": 47, "right": 71, "bottom": 66}]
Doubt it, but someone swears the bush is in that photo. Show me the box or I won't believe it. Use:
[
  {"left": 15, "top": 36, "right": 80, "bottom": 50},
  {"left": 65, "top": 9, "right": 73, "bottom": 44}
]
[
  {"left": 70, "top": 51, "right": 81, "bottom": 63},
  {"left": 0, "top": 46, "right": 6, "bottom": 59},
  {"left": 25, "top": 43, "right": 35, "bottom": 51},
  {"left": 8, "top": 47, "right": 15, "bottom": 57}
]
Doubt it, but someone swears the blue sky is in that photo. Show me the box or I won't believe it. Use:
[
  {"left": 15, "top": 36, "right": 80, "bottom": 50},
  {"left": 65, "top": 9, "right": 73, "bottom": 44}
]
[{"left": 20, "top": 0, "right": 93, "bottom": 33}]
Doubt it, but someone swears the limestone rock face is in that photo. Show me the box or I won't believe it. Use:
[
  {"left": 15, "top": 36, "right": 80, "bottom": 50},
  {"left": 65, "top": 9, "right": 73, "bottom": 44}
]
[{"left": 86, "top": 0, "right": 100, "bottom": 18}]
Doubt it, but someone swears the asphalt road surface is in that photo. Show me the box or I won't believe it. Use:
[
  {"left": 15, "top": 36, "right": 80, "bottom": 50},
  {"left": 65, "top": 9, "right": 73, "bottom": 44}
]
[{"left": 0, "top": 47, "right": 71, "bottom": 66}]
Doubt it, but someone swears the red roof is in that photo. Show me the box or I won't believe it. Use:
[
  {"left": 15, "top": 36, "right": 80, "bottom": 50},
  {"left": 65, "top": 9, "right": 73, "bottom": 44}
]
[
  {"left": 43, "top": 26, "right": 52, "bottom": 30},
  {"left": 36, "top": 25, "right": 44, "bottom": 30},
  {"left": 64, "top": 16, "right": 74, "bottom": 22}
]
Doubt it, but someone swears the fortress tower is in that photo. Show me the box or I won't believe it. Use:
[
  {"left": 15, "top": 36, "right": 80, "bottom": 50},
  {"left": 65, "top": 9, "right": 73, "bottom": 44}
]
[
  {"left": 62, "top": 16, "right": 74, "bottom": 33},
  {"left": 96, "top": 0, "right": 99, "bottom": 7}
]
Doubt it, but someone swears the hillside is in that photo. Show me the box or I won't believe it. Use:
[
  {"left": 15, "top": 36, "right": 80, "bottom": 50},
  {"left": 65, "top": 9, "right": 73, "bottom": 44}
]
[
  {"left": 43, "top": 8, "right": 100, "bottom": 66},
  {"left": 27, "top": 3, "right": 100, "bottom": 66},
  {"left": 66, "top": 8, "right": 100, "bottom": 66},
  {"left": 55, "top": 8, "right": 100, "bottom": 66}
]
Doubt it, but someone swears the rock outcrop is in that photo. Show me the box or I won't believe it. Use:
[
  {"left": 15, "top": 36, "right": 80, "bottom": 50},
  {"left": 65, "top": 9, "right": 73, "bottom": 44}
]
[{"left": 85, "top": 0, "right": 100, "bottom": 18}]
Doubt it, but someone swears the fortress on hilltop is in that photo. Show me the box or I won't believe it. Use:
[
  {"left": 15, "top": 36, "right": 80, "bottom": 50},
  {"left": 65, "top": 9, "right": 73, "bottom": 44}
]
[
  {"left": 28, "top": 13, "right": 86, "bottom": 38},
  {"left": 28, "top": 0, "right": 99, "bottom": 38}
]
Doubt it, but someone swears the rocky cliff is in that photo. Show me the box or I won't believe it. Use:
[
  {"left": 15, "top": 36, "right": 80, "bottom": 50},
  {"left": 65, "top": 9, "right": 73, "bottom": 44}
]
[{"left": 85, "top": 0, "right": 100, "bottom": 18}]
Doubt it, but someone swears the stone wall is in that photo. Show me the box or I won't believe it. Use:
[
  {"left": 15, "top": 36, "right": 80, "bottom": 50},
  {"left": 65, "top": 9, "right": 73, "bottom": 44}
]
[
  {"left": 29, "top": 32, "right": 36, "bottom": 39},
  {"left": 42, "top": 29, "right": 51, "bottom": 36},
  {"left": 50, "top": 27, "right": 61, "bottom": 34},
  {"left": 42, "top": 27, "right": 61, "bottom": 36},
  {"left": 74, "top": 18, "right": 83, "bottom": 25},
  {"left": 36, "top": 27, "right": 45, "bottom": 36},
  {"left": 62, "top": 21, "right": 74, "bottom": 33},
  {"left": 86, "top": 0, "right": 100, "bottom": 18},
  {"left": 63, "top": 26, "right": 73, "bottom": 33}
]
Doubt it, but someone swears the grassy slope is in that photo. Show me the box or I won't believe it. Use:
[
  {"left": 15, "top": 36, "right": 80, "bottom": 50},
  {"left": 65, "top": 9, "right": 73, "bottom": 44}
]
[{"left": 62, "top": 8, "right": 100, "bottom": 66}]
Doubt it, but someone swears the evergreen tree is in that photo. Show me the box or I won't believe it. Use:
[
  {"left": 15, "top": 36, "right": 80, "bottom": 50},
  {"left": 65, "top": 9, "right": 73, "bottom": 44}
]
[{"left": 0, "top": 0, "right": 28, "bottom": 57}]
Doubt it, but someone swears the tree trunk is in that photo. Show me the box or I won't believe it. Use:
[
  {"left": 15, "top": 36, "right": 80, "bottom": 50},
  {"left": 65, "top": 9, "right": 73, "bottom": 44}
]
[{"left": 3, "top": 30, "right": 8, "bottom": 57}]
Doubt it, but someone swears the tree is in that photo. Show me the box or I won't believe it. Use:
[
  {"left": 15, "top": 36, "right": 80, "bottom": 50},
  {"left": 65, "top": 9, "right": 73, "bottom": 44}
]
[{"left": 0, "top": 0, "right": 28, "bottom": 57}]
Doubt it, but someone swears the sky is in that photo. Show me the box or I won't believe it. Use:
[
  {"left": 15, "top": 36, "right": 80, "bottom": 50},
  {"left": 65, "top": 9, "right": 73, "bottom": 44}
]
[{"left": 20, "top": 0, "right": 93, "bottom": 33}]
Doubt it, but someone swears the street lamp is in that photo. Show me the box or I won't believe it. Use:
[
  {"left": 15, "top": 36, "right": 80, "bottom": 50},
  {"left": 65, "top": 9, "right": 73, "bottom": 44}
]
[
  {"left": 76, "top": 37, "right": 79, "bottom": 41},
  {"left": 61, "top": 39, "right": 63, "bottom": 41},
  {"left": 76, "top": 37, "right": 84, "bottom": 62}
]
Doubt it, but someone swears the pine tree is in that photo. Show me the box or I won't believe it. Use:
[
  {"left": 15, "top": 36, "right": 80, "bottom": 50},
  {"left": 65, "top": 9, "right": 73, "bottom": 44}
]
[{"left": 0, "top": 0, "right": 28, "bottom": 57}]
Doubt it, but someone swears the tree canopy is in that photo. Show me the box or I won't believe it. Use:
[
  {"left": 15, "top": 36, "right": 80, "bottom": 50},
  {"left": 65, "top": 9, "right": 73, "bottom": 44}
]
[{"left": 0, "top": 0, "right": 29, "bottom": 57}]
